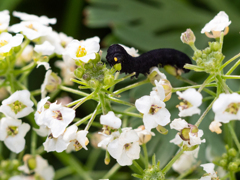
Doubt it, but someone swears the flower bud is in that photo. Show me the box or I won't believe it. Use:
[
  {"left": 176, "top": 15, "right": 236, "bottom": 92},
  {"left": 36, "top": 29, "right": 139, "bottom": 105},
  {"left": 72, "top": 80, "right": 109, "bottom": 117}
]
[
  {"left": 180, "top": 29, "right": 196, "bottom": 45},
  {"left": 234, "top": 159, "right": 240, "bottom": 166},
  {"left": 158, "top": 79, "right": 172, "bottom": 102},
  {"left": 222, "top": 153, "right": 228, "bottom": 159},
  {"left": 164, "top": 65, "right": 182, "bottom": 76},
  {"left": 228, "top": 148, "right": 237, "bottom": 157},
  {"left": 12, "top": 159, "right": 20, "bottom": 170},
  {"left": 203, "top": 47, "right": 211, "bottom": 54},
  {"left": 180, "top": 128, "right": 190, "bottom": 141},
  {"left": 194, "top": 50, "right": 202, "bottom": 58},
  {"left": 219, "top": 159, "right": 228, "bottom": 167},
  {"left": 135, "top": 125, "right": 155, "bottom": 144},
  {"left": 74, "top": 68, "right": 85, "bottom": 78},
  {"left": 156, "top": 125, "right": 168, "bottom": 135},
  {"left": 1, "top": 160, "right": 9, "bottom": 169},
  {"left": 45, "top": 72, "right": 62, "bottom": 92},
  {"left": 104, "top": 75, "right": 114, "bottom": 85},
  {"left": 113, "top": 63, "right": 122, "bottom": 71},
  {"left": 84, "top": 62, "right": 93, "bottom": 69},
  {"left": 210, "top": 42, "right": 221, "bottom": 51},
  {"left": 105, "top": 151, "right": 110, "bottom": 165},
  {"left": 228, "top": 162, "right": 238, "bottom": 171},
  {"left": 148, "top": 67, "right": 166, "bottom": 84},
  {"left": 83, "top": 73, "right": 91, "bottom": 81},
  {"left": 89, "top": 79, "right": 100, "bottom": 88}
]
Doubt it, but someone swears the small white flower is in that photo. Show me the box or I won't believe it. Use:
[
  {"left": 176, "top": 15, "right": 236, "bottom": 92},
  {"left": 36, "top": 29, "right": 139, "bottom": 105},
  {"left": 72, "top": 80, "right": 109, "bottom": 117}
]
[
  {"left": 134, "top": 125, "right": 155, "bottom": 145},
  {"left": 9, "top": 21, "right": 52, "bottom": 40},
  {"left": 212, "top": 93, "right": 240, "bottom": 123},
  {"left": 135, "top": 91, "right": 170, "bottom": 131},
  {"left": 170, "top": 118, "right": 188, "bottom": 131},
  {"left": 149, "top": 67, "right": 167, "bottom": 81},
  {"left": 199, "top": 163, "right": 218, "bottom": 180},
  {"left": 100, "top": 111, "right": 122, "bottom": 129},
  {"left": 173, "top": 147, "right": 199, "bottom": 174},
  {"left": 34, "top": 96, "right": 50, "bottom": 126},
  {"left": 152, "top": 80, "right": 165, "bottom": 101},
  {"left": 0, "top": 117, "right": 30, "bottom": 153},
  {"left": 0, "top": 32, "right": 23, "bottom": 53},
  {"left": 75, "top": 130, "right": 89, "bottom": 150},
  {"left": 98, "top": 131, "right": 120, "bottom": 149},
  {"left": 119, "top": 44, "right": 139, "bottom": 57},
  {"left": 16, "top": 45, "right": 33, "bottom": 66},
  {"left": 65, "top": 37, "right": 100, "bottom": 63},
  {"left": 34, "top": 41, "right": 55, "bottom": 55},
  {"left": 33, "top": 125, "right": 50, "bottom": 137},
  {"left": 13, "top": 11, "right": 56, "bottom": 25},
  {"left": 43, "top": 133, "right": 69, "bottom": 153},
  {"left": 107, "top": 128, "right": 140, "bottom": 166},
  {"left": 176, "top": 88, "right": 202, "bottom": 117},
  {"left": 0, "top": 10, "right": 10, "bottom": 31},
  {"left": 41, "top": 102, "right": 75, "bottom": 138},
  {"left": 209, "top": 120, "right": 222, "bottom": 134},
  {"left": 201, "top": 11, "right": 231, "bottom": 34},
  {"left": 0, "top": 90, "right": 34, "bottom": 119}
]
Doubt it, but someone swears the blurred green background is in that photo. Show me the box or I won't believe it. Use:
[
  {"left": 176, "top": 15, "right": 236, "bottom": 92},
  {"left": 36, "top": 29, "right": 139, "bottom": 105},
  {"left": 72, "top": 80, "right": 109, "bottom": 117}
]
[{"left": 2, "top": 0, "right": 240, "bottom": 179}]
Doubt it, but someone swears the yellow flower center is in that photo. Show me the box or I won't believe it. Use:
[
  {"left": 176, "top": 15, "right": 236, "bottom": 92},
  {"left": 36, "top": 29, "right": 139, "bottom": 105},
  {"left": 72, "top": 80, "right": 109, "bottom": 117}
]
[
  {"left": 26, "top": 24, "right": 38, "bottom": 31},
  {"left": 7, "top": 126, "right": 18, "bottom": 136},
  {"left": 8, "top": 100, "right": 27, "bottom": 115},
  {"left": 149, "top": 105, "right": 161, "bottom": 115},
  {"left": 0, "top": 40, "right": 8, "bottom": 47},
  {"left": 176, "top": 100, "right": 193, "bottom": 110},
  {"left": 52, "top": 110, "right": 63, "bottom": 120},
  {"left": 76, "top": 45, "right": 87, "bottom": 57},
  {"left": 124, "top": 143, "right": 132, "bottom": 151},
  {"left": 225, "top": 102, "right": 240, "bottom": 114}
]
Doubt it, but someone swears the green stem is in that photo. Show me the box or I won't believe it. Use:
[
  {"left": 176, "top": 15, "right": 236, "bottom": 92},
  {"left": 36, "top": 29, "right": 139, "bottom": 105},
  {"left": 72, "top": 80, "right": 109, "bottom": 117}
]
[
  {"left": 54, "top": 167, "right": 73, "bottom": 180},
  {"left": 215, "top": 74, "right": 229, "bottom": 94},
  {"left": 198, "top": 74, "right": 214, "bottom": 92},
  {"left": 98, "top": 92, "right": 107, "bottom": 114},
  {"left": 31, "top": 89, "right": 41, "bottom": 96},
  {"left": 72, "top": 92, "right": 95, "bottom": 110},
  {"left": 162, "top": 148, "right": 185, "bottom": 174},
  {"left": 113, "top": 79, "right": 150, "bottom": 95},
  {"left": 107, "top": 96, "right": 135, "bottom": 107},
  {"left": 15, "top": 39, "right": 31, "bottom": 59},
  {"left": 113, "top": 110, "right": 142, "bottom": 118},
  {"left": 142, "top": 143, "right": 149, "bottom": 169},
  {"left": 31, "top": 130, "right": 37, "bottom": 156},
  {"left": 84, "top": 103, "right": 101, "bottom": 131},
  {"left": 13, "top": 62, "right": 36, "bottom": 75},
  {"left": 109, "top": 71, "right": 120, "bottom": 92},
  {"left": 220, "top": 53, "right": 240, "bottom": 71},
  {"left": 226, "top": 59, "right": 240, "bottom": 75},
  {"left": 222, "top": 75, "right": 240, "bottom": 79},
  {"left": 60, "top": 85, "right": 89, "bottom": 97},
  {"left": 105, "top": 72, "right": 136, "bottom": 89},
  {"left": 102, "top": 163, "right": 121, "bottom": 179},
  {"left": 219, "top": 32, "right": 224, "bottom": 53},
  {"left": 229, "top": 171, "right": 236, "bottom": 180},
  {"left": 228, "top": 123, "right": 240, "bottom": 153},
  {"left": 172, "top": 83, "right": 217, "bottom": 93},
  {"left": 70, "top": 78, "right": 88, "bottom": 86},
  {"left": 132, "top": 160, "right": 144, "bottom": 174},
  {"left": 195, "top": 99, "right": 216, "bottom": 127}
]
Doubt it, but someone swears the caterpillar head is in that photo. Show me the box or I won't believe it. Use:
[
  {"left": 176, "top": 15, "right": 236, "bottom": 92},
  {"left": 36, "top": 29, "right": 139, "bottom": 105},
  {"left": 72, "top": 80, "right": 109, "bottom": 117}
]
[{"left": 106, "top": 44, "right": 127, "bottom": 67}]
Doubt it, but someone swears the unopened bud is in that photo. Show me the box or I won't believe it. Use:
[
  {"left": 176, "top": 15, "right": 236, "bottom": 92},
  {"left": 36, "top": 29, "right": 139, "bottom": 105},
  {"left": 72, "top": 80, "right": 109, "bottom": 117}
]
[
  {"left": 180, "top": 29, "right": 196, "bottom": 45},
  {"left": 84, "top": 62, "right": 93, "bottom": 69},
  {"left": 135, "top": 125, "right": 155, "bottom": 145},
  {"left": 180, "top": 128, "right": 190, "bottom": 141},
  {"left": 113, "top": 63, "right": 122, "bottom": 71},
  {"left": 148, "top": 67, "right": 167, "bottom": 84},
  {"left": 219, "top": 159, "right": 228, "bottom": 167},
  {"left": 228, "top": 162, "right": 238, "bottom": 171},
  {"left": 74, "top": 68, "right": 85, "bottom": 78},
  {"left": 210, "top": 42, "right": 221, "bottom": 51},
  {"left": 83, "top": 73, "right": 91, "bottom": 81},
  {"left": 160, "top": 79, "right": 172, "bottom": 102},
  {"left": 105, "top": 151, "right": 110, "bottom": 165},
  {"left": 228, "top": 148, "right": 237, "bottom": 157},
  {"left": 193, "top": 50, "right": 202, "bottom": 58},
  {"left": 164, "top": 65, "right": 181, "bottom": 76},
  {"left": 89, "top": 79, "right": 100, "bottom": 88},
  {"left": 104, "top": 75, "right": 114, "bottom": 85},
  {"left": 45, "top": 72, "right": 62, "bottom": 92}
]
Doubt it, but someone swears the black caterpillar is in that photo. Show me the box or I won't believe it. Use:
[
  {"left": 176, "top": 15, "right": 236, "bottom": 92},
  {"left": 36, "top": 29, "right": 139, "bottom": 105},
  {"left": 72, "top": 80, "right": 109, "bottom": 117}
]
[{"left": 106, "top": 44, "right": 192, "bottom": 78}]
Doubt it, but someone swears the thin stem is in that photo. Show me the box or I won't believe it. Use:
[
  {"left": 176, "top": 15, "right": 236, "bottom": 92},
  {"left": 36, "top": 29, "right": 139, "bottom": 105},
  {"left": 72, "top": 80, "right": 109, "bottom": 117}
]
[
  {"left": 72, "top": 92, "right": 95, "bottom": 110},
  {"left": 229, "top": 171, "right": 236, "bottom": 180},
  {"left": 132, "top": 160, "right": 144, "bottom": 174},
  {"left": 107, "top": 96, "right": 135, "bottom": 107},
  {"left": 54, "top": 167, "right": 73, "bottom": 180},
  {"left": 98, "top": 92, "right": 107, "bottom": 114},
  {"left": 13, "top": 61, "right": 36, "bottom": 75},
  {"left": 31, "top": 130, "right": 37, "bottom": 156},
  {"left": 198, "top": 75, "right": 214, "bottom": 92},
  {"left": 226, "top": 59, "right": 240, "bottom": 75},
  {"left": 85, "top": 103, "right": 101, "bottom": 131},
  {"left": 113, "top": 79, "right": 149, "bottom": 95},
  {"left": 162, "top": 148, "right": 185, "bottom": 174},
  {"left": 105, "top": 72, "right": 136, "bottom": 89},
  {"left": 172, "top": 83, "right": 217, "bottom": 93},
  {"left": 222, "top": 75, "right": 240, "bottom": 79},
  {"left": 113, "top": 110, "right": 142, "bottom": 118},
  {"left": 216, "top": 74, "right": 229, "bottom": 94},
  {"left": 142, "top": 143, "right": 149, "bottom": 169},
  {"left": 60, "top": 85, "right": 89, "bottom": 97},
  {"left": 195, "top": 99, "right": 216, "bottom": 127},
  {"left": 228, "top": 123, "right": 240, "bottom": 153},
  {"left": 102, "top": 163, "right": 121, "bottom": 179},
  {"left": 220, "top": 53, "right": 240, "bottom": 71},
  {"left": 15, "top": 39, "right": 31, "bottom": 59},
  {"left": 70, "top": 78, "right": 88, "bottom": 86},
  {"left": 31, "top": 89, "right": 41, "bottom": 96},
  {"left": 109, "top": 71, "right": 120, "bottom": 92}
]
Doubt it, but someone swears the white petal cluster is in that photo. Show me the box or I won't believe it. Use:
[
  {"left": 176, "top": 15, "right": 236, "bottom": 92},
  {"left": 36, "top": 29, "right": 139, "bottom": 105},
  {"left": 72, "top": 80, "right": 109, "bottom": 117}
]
[
  {"left": 176, "top": 88, "right": 202, "bottom": 117},
  {"left": 201, "top": 11, "right": 231, "bottom": 34},
  {"left": 0, "top": 90, "right": 34, "bottom": 119},
  {"left": 212, "top": 93, "right": 240, "bottom": 123},
  {"left": 135, "top": 90, "right": 170, "bottom": 131},
  {"left": 209, "top": 120, "right": 222, "bottom": 134},
  {"left": 34, "top": 41, "right": 55, "bottom": 55},
  {"left": 0, "top": 10, "right": 10, "bottom": 31},
  {"left": 65, "top": 36, "right": 100, "bottom": 63},
  {"left": 100, "top": 111, "right": 122, "bottom": 129},
  {"left": 199, "top": 163, "right": 218, "bottom": 180},
  {"left": 0, "top": 117, "right": 30, "bottom": 153},
  {"left": 107, "top": 128, "right": 140, "bottom": 166},
  {"left": 0, "top": 32, "right": 23, "bottom": 53},
  {"left": 170, "top": 118, "right": 206, "bottom": 147}
]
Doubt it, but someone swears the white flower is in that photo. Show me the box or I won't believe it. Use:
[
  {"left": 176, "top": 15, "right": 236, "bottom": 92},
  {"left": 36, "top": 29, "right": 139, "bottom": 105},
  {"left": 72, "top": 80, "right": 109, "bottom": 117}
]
[
  {"left": 135, "top": 91, "right": 170, "bottom": 131},
  {"left": 33, "top": 125, "right": 50, "bottom": 137},
  {"left": 199, "top": 163, "right": 218, "bottom": 180},
  {"left": 0, "top": 10, "right": 10, "bottom": 31},
  {"left": 16, "top": 45, "right": 33, "bottom": 66},
  {"left": 34, "top": 96, "right": 50, "bottom": 126},
  {"left": 212, "top": 93, "right": 240, "bottom": 123},
  {"left": 0, "top": 117, "right": 30, "bottom": 153},
  {"left": 119, "top": 44, "right": 139, "bottom": 57},
  {"left": 0, "top": 90, "right": 34, "bottom": 119},
  {"left": 98, "top": 131, "right": 120, "bottom": 149},
  {"left": 209, "top": 120, "right": 222, "bottom": 134},
  {"left": 9, "top": 21, "right": 52, "bottom": 40},
  {"left": 152, "top": 80, "right": 165, "bottom": 101},
  {"left": 149, "top": 67, "right": 167, "bottom": 81},
  {"left": 176, "top": 88, "right": 202, "bottom": 117},
  {"left": 13, "top": 11, "right": 56, "bottom": 25},
  {"left": 65, "top": 37, "right": 100, "bottom": 63},
  {"left": 170, "top": 118, "right": 188, "bottom": 131},
  {"left": 0, "top": 32, "right": 23, "bottom": 53},
  {"left": 134, "top": 125, "right": 155, "bottom": 145},
  {"left": 41, "top": 102, "right": 75, "bottom": 138},
  {"left": 173, "top": 147, "right": 199, "bottom": 174},
  {"left": 43, "top": 133, "right": 69, "bottom": 153},
  {"left": 107, "top": 128, "right": 140, "bottom": 166},
  {"left": 201, "top": 11, "right": 231, "bottom": 34},
  {"left": 75, "top": 130, "right": 89, "bottom": 150},
  {"left": 100, "top": 111, "right": 122, "bottom": 129},
  {"left": 34, "top": 41, "right": 55, "bottom": 55}
]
